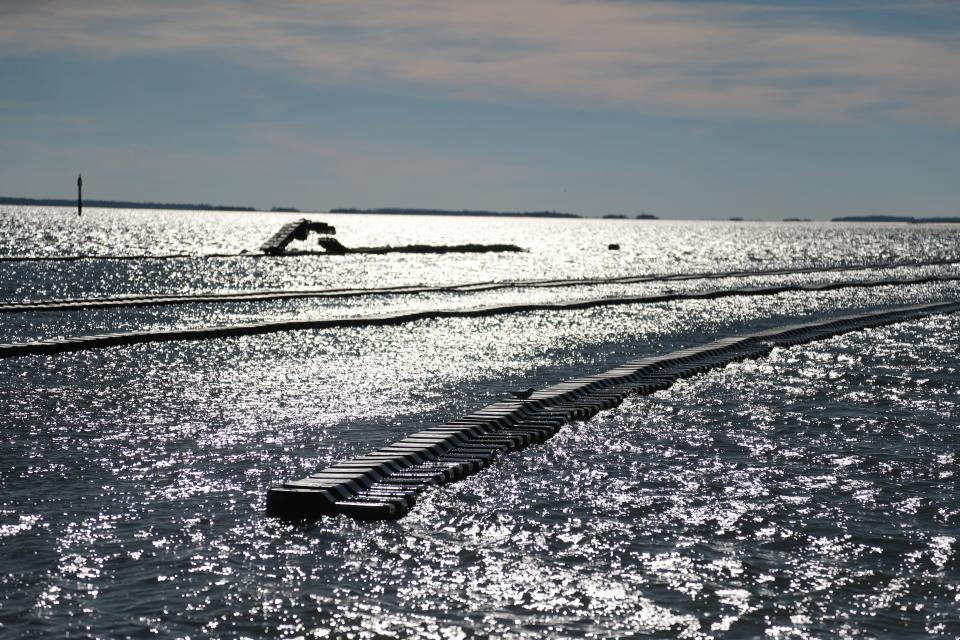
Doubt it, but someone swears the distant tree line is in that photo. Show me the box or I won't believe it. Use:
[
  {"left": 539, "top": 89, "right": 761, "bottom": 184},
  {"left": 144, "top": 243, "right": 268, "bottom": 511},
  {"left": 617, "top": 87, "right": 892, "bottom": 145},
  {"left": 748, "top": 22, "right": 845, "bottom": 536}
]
[
  {"left": 332, "top": 208, "right": 660, "bottom": 219},
  {"left": 832, "top": 215, "right": 960, "bottom": 223},
  {"left": 0, "top": 196, "right": 257, "bottom": 212},
  {"left": 330, "top": 207, "right": 582, "bottom": 218}
]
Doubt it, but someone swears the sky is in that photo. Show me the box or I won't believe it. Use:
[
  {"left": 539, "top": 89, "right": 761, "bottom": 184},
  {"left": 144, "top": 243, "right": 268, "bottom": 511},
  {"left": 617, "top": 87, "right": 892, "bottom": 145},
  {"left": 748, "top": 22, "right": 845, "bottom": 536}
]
[{"left": 1, "top": 0, "right": 959, "bottom": 219}]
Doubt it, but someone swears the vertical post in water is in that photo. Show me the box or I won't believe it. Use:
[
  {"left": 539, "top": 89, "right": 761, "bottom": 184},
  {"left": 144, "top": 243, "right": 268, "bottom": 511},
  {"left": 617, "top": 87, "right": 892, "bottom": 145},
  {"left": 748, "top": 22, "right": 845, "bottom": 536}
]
[{"left": 77, "top": 174, "right": 83, "bottom": 217}]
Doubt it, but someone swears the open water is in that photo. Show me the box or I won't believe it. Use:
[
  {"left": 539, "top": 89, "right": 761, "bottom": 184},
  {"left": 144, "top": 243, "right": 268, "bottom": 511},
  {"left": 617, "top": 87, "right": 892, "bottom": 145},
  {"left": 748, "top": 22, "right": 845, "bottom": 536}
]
[{"left": 1, "top": 207, "right": 958, "bottom": 638}]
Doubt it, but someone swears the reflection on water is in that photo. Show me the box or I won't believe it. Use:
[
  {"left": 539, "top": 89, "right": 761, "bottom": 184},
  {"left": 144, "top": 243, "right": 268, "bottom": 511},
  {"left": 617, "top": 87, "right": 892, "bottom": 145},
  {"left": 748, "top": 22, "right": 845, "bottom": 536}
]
[
  {"left": 3, "top": 207, "right": 960, "bottom": 300},
  {"left": 1, "top": 207, "right": 958, "bottom": 637}
]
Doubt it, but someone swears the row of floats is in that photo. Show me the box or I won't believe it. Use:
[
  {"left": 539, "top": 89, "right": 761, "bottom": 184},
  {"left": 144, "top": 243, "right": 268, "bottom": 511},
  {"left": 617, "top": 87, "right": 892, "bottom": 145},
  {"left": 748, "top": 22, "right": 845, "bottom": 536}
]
[
  {"left": 266, "top": 299, "right": 960, "bottom": 521},
  {"left": 1, "top": 275, "right": 958, "bottom": 359},
  {"left": 2, "top": 260, "right": 959, "bottom": 315}
]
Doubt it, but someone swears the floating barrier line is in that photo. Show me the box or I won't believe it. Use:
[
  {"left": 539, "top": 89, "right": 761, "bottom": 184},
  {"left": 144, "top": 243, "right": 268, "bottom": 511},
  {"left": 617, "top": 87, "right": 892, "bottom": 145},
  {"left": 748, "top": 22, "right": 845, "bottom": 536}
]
[
  {"left": 0, "top": 243, "right": 522, "bottom": 263},
  {"left": 3, "top": 257, "right": 960, "bottom": 314},
  {"left": 0, "top": 252, "right": 252, "bottom": 262},
  {"left": 1, "top": 275, "right": 959, "bottom": 360},
  {"left": 0, "top": 284, "right": 446, "bottom": 314},
  {"left": 266, "top": 299, "right": 960, "bottom": 521}
]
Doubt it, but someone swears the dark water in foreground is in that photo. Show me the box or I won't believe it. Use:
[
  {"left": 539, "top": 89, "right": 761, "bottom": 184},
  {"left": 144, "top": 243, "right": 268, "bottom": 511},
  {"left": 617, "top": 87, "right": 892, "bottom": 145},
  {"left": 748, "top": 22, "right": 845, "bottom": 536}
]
[{"left": 1, "top": 207, "right": 958, "bottom": 638}]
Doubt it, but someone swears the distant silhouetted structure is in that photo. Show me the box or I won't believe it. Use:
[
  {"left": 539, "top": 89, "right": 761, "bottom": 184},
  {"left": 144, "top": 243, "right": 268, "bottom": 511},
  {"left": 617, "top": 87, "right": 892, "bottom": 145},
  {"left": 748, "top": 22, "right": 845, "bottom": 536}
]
[
  {"left": 77, "top": 174, "right": 82, "bottom": 217},
  {"left": 260, "top": 218, "right": 337, "bottom": 255}
]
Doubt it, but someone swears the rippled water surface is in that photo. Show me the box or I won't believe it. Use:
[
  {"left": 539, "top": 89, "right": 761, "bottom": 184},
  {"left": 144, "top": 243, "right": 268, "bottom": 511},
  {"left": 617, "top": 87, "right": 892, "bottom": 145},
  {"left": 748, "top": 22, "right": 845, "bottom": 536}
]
[{"left": 1, "top": 207, "right": 958, "bottom": 638}]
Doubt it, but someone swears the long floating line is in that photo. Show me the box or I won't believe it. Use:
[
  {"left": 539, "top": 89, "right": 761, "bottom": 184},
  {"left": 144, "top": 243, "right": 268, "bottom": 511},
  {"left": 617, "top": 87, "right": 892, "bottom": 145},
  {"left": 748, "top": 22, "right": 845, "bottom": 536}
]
[
  {"left": 0, "top": 243, "right": 521, "bottom": 263},
  {"left": 266, "top": 299, "right": 960, "bottom": 521},
  {"left": 3, "top": 257, "right": 959, "bottom": 314},
  {"left": 1, "top": 274, "right": 958, "bottom": 360},
  {"left": 0, "top": 252, "right": 253, "bottom": 262}
]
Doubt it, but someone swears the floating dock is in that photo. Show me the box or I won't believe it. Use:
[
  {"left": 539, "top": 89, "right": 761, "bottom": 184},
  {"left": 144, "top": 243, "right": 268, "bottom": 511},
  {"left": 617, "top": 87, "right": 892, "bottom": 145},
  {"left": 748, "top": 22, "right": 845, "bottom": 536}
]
[
  {"left": 265, "top": 300, "right": 960, "bottom": 521},
  {"left": 260, "top": 219, "right": 337, "bottom": 255}
]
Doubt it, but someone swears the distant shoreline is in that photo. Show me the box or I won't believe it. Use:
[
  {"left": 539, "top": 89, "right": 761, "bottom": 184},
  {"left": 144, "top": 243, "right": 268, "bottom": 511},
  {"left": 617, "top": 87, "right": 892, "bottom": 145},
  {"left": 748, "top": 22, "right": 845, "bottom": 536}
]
[
  {"left": 5, "top": 197, "right": 955, "bottom": 223},
  {"left": 330, "top": 207, "right": 582, "bottom": 219},
  {"left": 0, "top": 196, "right": 266, "bottom": 212},
  {"left": 832, "top": 215, "right": 960, "bottom": 224},
  {"left": 0, "top": 198, "right": 650, "bottom": 219},
  {"left": 0, "top": 198, "right": 588, "bottom": 218}
]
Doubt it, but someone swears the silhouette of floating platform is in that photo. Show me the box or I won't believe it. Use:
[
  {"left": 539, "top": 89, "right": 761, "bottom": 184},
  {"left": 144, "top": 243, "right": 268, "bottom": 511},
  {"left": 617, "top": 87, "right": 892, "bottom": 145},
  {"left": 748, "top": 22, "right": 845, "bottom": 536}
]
[
  {"left": 256, "top": 219, "right": 521, "bottom": 256},
  {"left": 265, "top": 300, "right": 960, "bottom": 521},
  {"left": 260, "top": 219, "right": 337, "bottom": 255},
  {"left": 1, "top": 274, "right": 959, "bottom": 357}
]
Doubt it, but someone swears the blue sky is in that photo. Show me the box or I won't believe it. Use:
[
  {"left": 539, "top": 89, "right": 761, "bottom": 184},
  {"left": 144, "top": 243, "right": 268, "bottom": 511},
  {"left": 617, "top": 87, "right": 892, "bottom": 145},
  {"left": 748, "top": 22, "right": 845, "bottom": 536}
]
[{"left": 1, "top": 0, "right": 959, "bottom": 219}]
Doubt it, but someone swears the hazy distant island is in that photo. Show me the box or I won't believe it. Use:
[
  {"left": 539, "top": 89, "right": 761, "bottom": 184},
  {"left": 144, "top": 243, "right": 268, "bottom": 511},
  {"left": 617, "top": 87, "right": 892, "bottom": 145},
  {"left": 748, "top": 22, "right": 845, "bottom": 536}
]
[
  {"left": 333, "top": 208, "right": 659, "bottom": 220},
  {"left": 0, "top": 196, "right": 260, "bottom": 212},
  {"left": 832, "top": 215, "right": 960, "bottom": 223},
  {"left": 2, "top": 197, "right": 667, "bottom": 220},
  {"left": 331, "top": 207, "right": 582, "bottom": 219}
]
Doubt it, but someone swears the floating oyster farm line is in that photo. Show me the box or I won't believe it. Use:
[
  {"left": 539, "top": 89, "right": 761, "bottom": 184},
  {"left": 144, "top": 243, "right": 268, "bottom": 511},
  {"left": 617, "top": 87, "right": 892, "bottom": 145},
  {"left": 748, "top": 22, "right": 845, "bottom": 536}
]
[
  {"left": 3, "top": 257, "right": 960, "bottom": 313},
  {"left": 2, "top": 273, "right": 958, "bottom": 358},
  {"left": 266, "top": 300, "right": 960, "bottom": 521}
]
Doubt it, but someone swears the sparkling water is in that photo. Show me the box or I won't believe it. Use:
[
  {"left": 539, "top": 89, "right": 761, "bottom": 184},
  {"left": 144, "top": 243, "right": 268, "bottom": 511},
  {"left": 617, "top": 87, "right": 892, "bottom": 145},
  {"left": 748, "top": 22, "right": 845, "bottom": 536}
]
[{"left": 1, "top": 206, "right": 958, "bottom": 637}]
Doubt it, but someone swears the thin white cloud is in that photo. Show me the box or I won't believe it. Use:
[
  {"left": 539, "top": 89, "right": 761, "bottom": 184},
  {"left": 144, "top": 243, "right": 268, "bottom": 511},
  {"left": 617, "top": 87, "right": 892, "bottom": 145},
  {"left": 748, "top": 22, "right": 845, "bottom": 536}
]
[{"left": 1, "top": 0, "right": 959, "bottom": 125}]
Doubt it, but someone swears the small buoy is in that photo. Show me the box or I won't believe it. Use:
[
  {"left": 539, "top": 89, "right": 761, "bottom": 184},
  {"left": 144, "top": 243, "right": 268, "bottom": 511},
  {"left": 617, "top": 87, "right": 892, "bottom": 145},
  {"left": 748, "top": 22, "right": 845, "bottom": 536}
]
[{"left": 608, "top": 243, "right": 620, "bottom": 250}]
